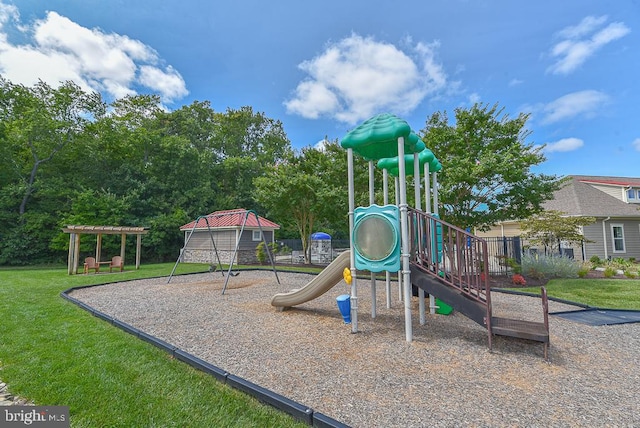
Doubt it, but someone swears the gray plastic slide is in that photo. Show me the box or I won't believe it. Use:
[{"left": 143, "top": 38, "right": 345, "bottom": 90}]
[{"left": 271, "top": 250, "right": 351, "bottom": 309}]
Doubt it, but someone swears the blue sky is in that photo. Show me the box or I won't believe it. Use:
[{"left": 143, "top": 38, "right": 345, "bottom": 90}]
[{"left": 1, "top": 0, "right": 638, "bottom": 177}]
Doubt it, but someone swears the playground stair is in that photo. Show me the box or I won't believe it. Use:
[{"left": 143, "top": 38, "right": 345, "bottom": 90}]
[
  {"left": 410, "top": 266, "right": 549, "bottom": 359},
  {"left": 411, "top": 267, "right": 486, "bottom": 326},
  {"left": 408, "top": 207, "right": 550, "bottom": 360}
]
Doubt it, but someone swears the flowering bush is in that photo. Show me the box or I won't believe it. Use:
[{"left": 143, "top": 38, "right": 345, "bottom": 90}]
[{"left": 511, "top": 274, "right": 526, "bottom": 286}]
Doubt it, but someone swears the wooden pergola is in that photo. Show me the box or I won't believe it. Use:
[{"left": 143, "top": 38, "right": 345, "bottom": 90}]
[{"left": 63, "top": 225, "right": 149, "bottom": 275}]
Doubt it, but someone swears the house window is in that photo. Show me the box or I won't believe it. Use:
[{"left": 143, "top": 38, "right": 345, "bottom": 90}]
[
  {"left": 627, "top": 188, "right": 638, "bottom": 202},
  {"left": 611, "top": 224, "right": 625, "bottom": 253},
  {"left": 252, "top": 230, "right": 262, "bottom": 241}
]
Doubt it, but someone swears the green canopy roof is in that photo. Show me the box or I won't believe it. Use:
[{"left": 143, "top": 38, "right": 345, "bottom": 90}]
[
  {"left": 377, "top": 148, "right": 441, "bottom": 177},
  {"left": 340, "top": 113, "right": 425, "bottom": 161}
]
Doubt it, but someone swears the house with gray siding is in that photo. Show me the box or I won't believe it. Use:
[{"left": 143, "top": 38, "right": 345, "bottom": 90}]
[
  {"left": 179, "top": 209, "right": 280, "bottom": 265},
  {"left": 543, "top": 176, "right": 640, "bottom": 261},
  {"left": 476, "top": 175, "right": 640, "bottom": 262}
]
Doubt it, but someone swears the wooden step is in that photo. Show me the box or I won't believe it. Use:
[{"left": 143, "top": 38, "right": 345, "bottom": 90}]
[
  {"left": 491, "top": 316, "right": 549, "bottom": 343},
  {"left": 491, "top": 316, "right": 550, "bottom": 360}
]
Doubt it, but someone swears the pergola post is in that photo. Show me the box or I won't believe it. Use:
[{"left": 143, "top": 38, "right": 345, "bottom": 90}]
[
  {"left": 120, "top": 234, "right": 126, "bottom": 260},
  {"left": 95, "top": 233, "right": 103, "bottom": 262},
  {"left": 74, "top": 234, "right": 80, "bottom": 274},
  {"left": 136, "top": 234, "right": 142, "bottom": 270},
  {"left": 68, "top": 233, "right": 75, "bottom": 275}
]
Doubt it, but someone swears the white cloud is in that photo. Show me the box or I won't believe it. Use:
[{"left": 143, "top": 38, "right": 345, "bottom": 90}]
[
  {"left": 468, "top": 92, "right": 481, "bottom": 104},
  {"left": 547, "top": 15, "right": 630, "bottom": 75},
  {"left": 508, "top": 78, "right": 523, "bottom": 87},
  {"left": 313, "top": 139, "right": 329, "bottom": 151},
  {"left": 542, "top": 137, "right": 584, "bottom": 153},
  {"left": 285, "top": 34, "right": 450, "bottom": 124},
  {"left": 0, "top": 2, "right": 18, "bottom": 28},
  {"left": 632, "top": 138, "right": 640, "bottom": 152},
  {"left": 0, "top": 6, "right": 187, "bottom": 103},
  {"left": 541, "top": 90, "right": 609, "bottom": 124}
]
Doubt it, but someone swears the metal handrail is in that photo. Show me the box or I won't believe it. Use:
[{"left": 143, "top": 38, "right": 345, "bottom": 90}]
[{"left": 408, "top": 208, "right": 492, "bottom": 325}]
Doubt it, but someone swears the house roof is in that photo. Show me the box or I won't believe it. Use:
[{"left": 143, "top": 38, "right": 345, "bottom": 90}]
[
  {"left": 180, "top": 209, "right": 280, "bottom": 231},
  {"left": 542, "top": 175, "right": 640, "bottom": 218},
  {"left": 575, "top": 176, "right": 640, "bottom": 187}
]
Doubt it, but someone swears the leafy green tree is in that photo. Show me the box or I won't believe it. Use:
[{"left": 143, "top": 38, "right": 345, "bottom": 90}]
[
  {"left": 0, "top": 78, "right": 105, "bottom": 263},
  {"left": 420, "top": 102, "right": 559, "bottom": 230},
  {"left": 214, "top": 106, "right": 291, "bottom": 163},
  {"left": 521, "top": 210, "right": 596, "bottom": 255},
  {"left": 0, "top": 78, "right": 105, "bottom": 216},
  {"left": 0, "top": 75, "right": 297, "bottom": 265},
  {"left": 51, "top": 189, "right": 137, "bottom": 259},
  {"left": 211, "top": 106, "right": 293, "bottom": 211},
  {"left": 254, "top": 164, "right": 324, "bottom": 263},
  {"left": 254, "top": 140, "right": 370, "bottom": 261}
]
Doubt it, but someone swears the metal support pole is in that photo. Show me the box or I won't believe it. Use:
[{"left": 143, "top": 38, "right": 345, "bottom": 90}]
[
  {"left": 347, "top": 149, "right": 358, "bottom": 333},
  {"left": 423, "top": 163, "right": 431, "bottom": 214},
  {"left": 430, "top": 171, "right": 439, "bottom": 314},
  {"left": 383, "top": 168, "right": 391, "bottom": 309},
  {"left": 369, "top": 160, "right": 376, "bottom": 319},
  {"left": 397, "top": 137, "right": 412, "bottom": 342},
  {"left": 395, "top": 176, "right": 402, "bottom": 302},
  {"left": 413, "top": 153, "right": 426, "bottom": 325}
]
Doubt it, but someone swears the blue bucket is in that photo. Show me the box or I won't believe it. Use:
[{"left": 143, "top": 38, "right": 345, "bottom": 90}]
[{"left": 336, "top": 294, "right": 351, "bottom": 324}]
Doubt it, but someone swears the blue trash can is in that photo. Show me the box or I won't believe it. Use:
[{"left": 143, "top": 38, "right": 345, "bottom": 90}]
[{"left": 336, "top": 294, "right": 351, "bottom": 324}]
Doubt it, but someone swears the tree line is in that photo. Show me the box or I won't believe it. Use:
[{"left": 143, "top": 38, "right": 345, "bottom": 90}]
[{"left": 0, "top": 76, "right": 558, "bottom": 265}]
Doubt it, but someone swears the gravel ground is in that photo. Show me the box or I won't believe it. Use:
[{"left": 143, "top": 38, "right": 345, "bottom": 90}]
[{"left": 69, "top": 271, "right": 640, "bottom": 428}]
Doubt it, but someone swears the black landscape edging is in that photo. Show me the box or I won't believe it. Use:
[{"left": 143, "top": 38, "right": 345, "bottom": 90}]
[
  {"left": 136, "top": 330, "right": 177, "bottom": 355},
  {"left": 226, "top": 374, "right": 313, "bottom": 425},
  {"left": 60, "top": 286, "right": 352, "bottom": 427},
  {"left": 173, "top": 349, "right": 228, "bottom": 383},
  {"left": 90, "top": 308, "right": 114, "bottom": 323},
  {"left": 110, "top": 318, "right": 142, "bottom": 337},
  {"left": 312, "top": 411, "right": 352, "bottom": 428}
]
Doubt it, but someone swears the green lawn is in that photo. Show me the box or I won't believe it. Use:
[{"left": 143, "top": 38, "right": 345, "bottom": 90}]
[
  {"left": 0, "top": 263, "right": 306, "bottom": 428},
  {"left": 527, "top": 278, "right": 640, "bottom": 310}
]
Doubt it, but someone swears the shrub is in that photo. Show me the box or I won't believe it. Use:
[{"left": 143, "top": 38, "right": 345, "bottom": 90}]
[
  {"left": 511, "top": 274, "right": 526, "bottom": 286},
  {"left": 255, "top": 242, "right": 279, "bottom": 264},
  {"left": 506, "top": 258, "right": 522, "bottom": 274},
  {"left": 577, "top": 267, "right": 589, "bottom": 278},
  {"left": 521, "top": 253, "right": 582, "bottom": 279},
  {"left": 624, "top": 270, "right": 637, "bottom": 279},
  {"left": 611, "top": 257, "right": 632, "bottom": 270},
  {"left": 603, "top": 266, "right": 616, "bottom": 278},
  {"left": 589, "top": 255, "right": 602, "bottom": 266}
]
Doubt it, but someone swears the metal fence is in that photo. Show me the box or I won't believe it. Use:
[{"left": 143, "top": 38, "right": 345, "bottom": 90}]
[{"left": 483, "top": 236, "right": 522, "bottom": 276}]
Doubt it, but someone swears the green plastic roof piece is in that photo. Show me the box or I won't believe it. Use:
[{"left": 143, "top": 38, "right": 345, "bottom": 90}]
[
  {"left": 377, "top": 148, "right": 437, "bottom": 177},
  {"left": 340, "top": 113, "right": 426, "bottom": 161}
]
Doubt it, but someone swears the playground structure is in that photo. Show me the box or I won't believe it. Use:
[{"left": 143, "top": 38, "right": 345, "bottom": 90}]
[{"left": 272, "top": 113, "right": 549, "bottom": 358}]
